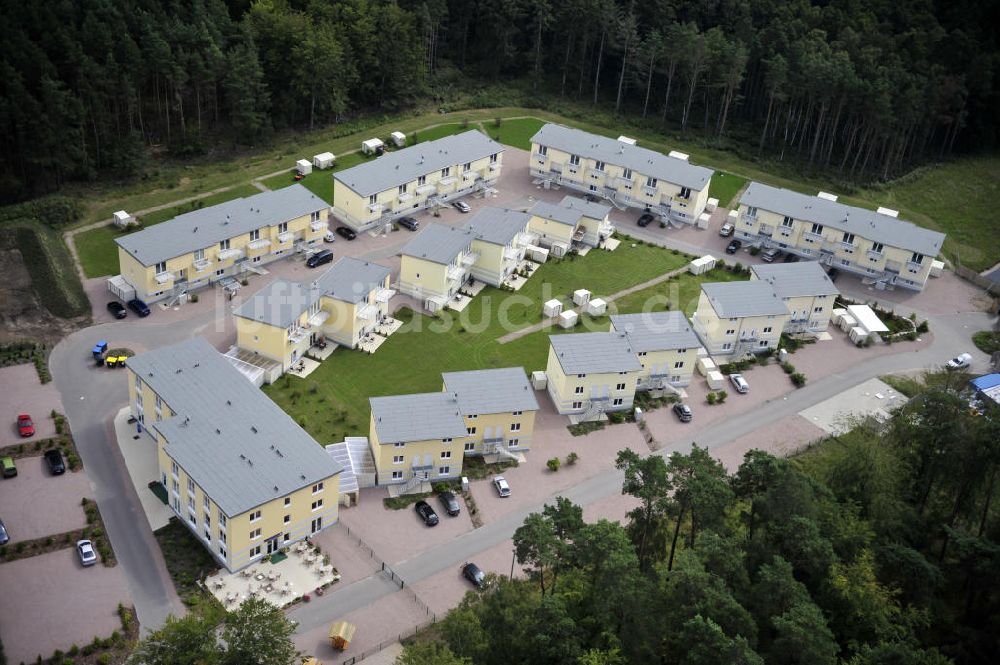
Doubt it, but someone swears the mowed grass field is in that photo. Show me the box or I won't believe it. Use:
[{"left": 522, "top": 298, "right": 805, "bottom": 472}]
[
  {"left": 75, "top": 183, "right": 260, "bottom": 278},
  {"left": 708, "top": 172, "right": 748, "bottom": 208},
  {"left": 262, "top": 239, "right": 729, "bottom": 443}
]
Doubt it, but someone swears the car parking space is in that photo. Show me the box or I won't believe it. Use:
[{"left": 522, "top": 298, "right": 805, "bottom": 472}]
[
  {"left": 310, "top": 523, "right": 390, "bottom": 587},
  {"left": 0, "top": 459, "right": 91, "bottom": 543},
  {"left": 0, "top": 548, "right": 130, "bottom": 665},
  {"left": 338, "top": 489, "right": 477, "bottom": 568},
  {"left": 0, "top": 364, "right": 63, "bottom": 446}
]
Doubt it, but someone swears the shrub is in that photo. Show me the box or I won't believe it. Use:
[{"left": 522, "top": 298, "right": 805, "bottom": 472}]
[
  {"left": 190, "top": 293, "right": 199, "bottom": 303},
  {"left": 916, "top": 320, "right": 929, "bottom": 333},
  {"left": 749, "top": 246, "right": 761, "bottom": 256},
  {"left": 97, "top": 654, "right": 112, "bottom": 664},
  {"left": 706, "top": 392, "right": 717, "bottom": 405},
  {"left": 781, "top": 362, "right": 796, "bottom": 375},
  {"left": 547, "top": 457, "right": 561, "bottom": 472},
  {"left": 717, "top": 390, "right": 727, "bottom": 403},
  {"left": 791, "top": 372, "right": 807, "bottom": 387},
  {"left": 566, "top": 452, "right": 579, "bottom": 465}
]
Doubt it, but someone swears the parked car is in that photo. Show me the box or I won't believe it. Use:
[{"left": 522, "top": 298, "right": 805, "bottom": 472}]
[
  {"left": 725, "top": 239, "right": 742, "bottom": 255},
  {"left": 414, "top": 500, "right": 439, "bottom": 526},
  {"left": 761, "top": 248, "right": 782, "bottom": 263},
  {"left": 127, "top": 299, "right": 151, "bottom": 317},
  {"left": 0, "top": 519, "right": 8, "bottom": 546},
  {"left": 584, "top": 193, "right": 601, "bottom": 203},
  {"left": 462, "top": 562, "right": 486, "bottom": 588},
  {"left": 783, "top": 252, "right": 800, "bottom": 263},
  {"left": 673, "top": 403, "right": 693, "bottom": 423},
  {"left": 438, "top": 490, "right": 460, "bottom": 516},
  {"left": 826, "top": 267, "right": 840, "bottom": 282},
  {"left": 398, "top": 216, "right": 419, "bottom": 231},
  {"left": 77, "top": 539, "right": 97, "bottom": 566},
  {"left": 637, "top": 212, "right": 656, "bottom": 227},
  {"left": 306, "top": 249, "right": 334, "bottom": 268},
  {"left": 492, "top": 475, "right": 511, "bottom": 498},
  {"left": 106, "top": 301, "right": 127, "bottom": 319},
  {"left": 453, "top": 200, "right": 471, "bottom": 213},
  {"left": 44, "top": 449, "right": 65, "bottom": 475},
  {"left": 1, "top": 456, "right": 15, "bottom": 478},
  {"left": 947, "top": 353, "right": 973, "bottom": 369},
  {"left": 719, "top": 223, "right": 734, "bottom": 237},
  {"left": 323, "top": 231, "right": 336, "bottom": 243},
  {"left": 730, "top": 373, "right": 750, "bottom": 394},
  {"left": 16, "top": 414, "right": 34, "bottom": 437},
  {"left": 336, "top": 226, "right": 358, "bottom": 240}
]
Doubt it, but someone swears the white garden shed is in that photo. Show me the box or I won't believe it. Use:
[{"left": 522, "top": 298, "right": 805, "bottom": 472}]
[
  {"left": 361, "top": 138, "right": 384, "bottom": 155},
  {"left": 313, "top": 152, "right": 335, "bottom": 169},
  {"left": 543, "top": 299, "right": 563, "bottom": 317},
  {"left": 390, "top": 131, "right": 406, "bottom": 147},
  {"left": 689, "top": 255, "right": 716, "bottom": 275},
  {"left": 112, "top": 210, "right": 134, "bottom": 228},
  {"left": 296, "top": 159, "right": 312, "bottom": 175}
]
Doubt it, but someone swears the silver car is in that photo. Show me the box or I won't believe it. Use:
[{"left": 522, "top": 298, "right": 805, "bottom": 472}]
[
  {"left": 729, "top": 373, "right": 750, "bottom": 394},
  {"left": 492, "top": 475, "right": 511, "bottom": 497},
  {"left": 77, "top": 539, "right": 97, "bottom": 566}
]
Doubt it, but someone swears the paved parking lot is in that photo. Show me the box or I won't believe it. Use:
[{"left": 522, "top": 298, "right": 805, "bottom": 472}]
[
  {"left": 0, "top": 363, "right": 63, "bottom": 446},
  {"left": 0, "top": 458, "right": 91, "bottom": 544},
  {"left": 799, "top": 377, "right": 907, "bottom": 434},
  {"left": 0, "top": 548, "right": 130, "bottom": 664}
]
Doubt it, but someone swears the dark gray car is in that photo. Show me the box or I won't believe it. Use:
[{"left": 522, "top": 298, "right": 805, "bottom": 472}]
[{"left": 438, "top": 490, "right": 460, "bottom": 516}]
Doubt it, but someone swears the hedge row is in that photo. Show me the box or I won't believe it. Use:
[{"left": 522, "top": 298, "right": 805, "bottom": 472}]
[{"left": 11, "top": 224, "right": 89, "bottom": 318}]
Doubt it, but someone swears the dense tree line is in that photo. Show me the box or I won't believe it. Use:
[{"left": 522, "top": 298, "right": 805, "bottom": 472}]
[
  {"left": 1, "top": 0, "right": 996, "bottom": 202},
  {"left": 410, "top": 370, "right": 1000, "bottom": 665}
]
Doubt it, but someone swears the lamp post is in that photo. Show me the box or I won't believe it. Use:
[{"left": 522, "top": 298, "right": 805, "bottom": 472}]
[{"left": 510, "top": 548, "right": 516, "bottom": 581}]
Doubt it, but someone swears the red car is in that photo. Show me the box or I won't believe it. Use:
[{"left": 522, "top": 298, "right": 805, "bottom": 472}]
[{"left": 17, "top": 414, "right": 34, "bottom": 437}]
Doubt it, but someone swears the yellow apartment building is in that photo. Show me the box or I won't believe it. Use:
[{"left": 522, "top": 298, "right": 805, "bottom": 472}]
[
  {"left": 460, "top": 207, "right": 533, "bottom": 287},
  {"left": 529, "top": 123, "right": 713, "bottom": 225},
  {"left": 114, "top": 184, "right": 329, "bottom": 303},
  {"left": 125, "top": 337, "right": 342, "bottom": 572},
  {"left": 734, "top": 183, "right": 946, "bottom": 291},
  {"left": 234, "top": 257, "right": 393, "bottom": 376},
  {"left": 368, "top": 392, "right": 470, "bottom": 488},
  {"left": 691, "top": 281, "right": 791, "bottom": 357},
  {"left": 528, "top": 195, "right": 615, "bottom": 255},
  {"left": 750, "top": 262, "right": 839, "bottom": 334},
  {"left": 609, "top": 311, "right": 701, "bottom": 388},
  {"left": 332, "top": 130, "right": 503, "bottom": 231},
  {"left": 398, "top": 224, "right": 478, "bottom": 309},
  {"left": 441, "top": 368, "right": 540, "bottom": 457},
  {"left": 545, "top": 332, "right": 643, "bottom": 419}
]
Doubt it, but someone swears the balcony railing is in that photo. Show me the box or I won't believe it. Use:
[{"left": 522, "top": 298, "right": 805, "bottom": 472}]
[
  {"left": 531, "top": 152, "right": 548, "bottom": 162},
  {"left": 155, "top": 271, "right": 174, "bottom": 285},
  {"left": 375, "top": 287, "right": 396, "bottom": 303},
  {"left": 193, "top": 258, "right": 212, "bottom": 272},
  {"left": 518, "top": 232, "right": 539, "bottom": 247},
  {"left": 397, "top": 192, "right": 413, "bottom": 204},
  {"left": 367, "top": 203, "right": 383, "bottom": 215},
  {"left": 288, "top": 327, "right": 308, "bottom": 343},
  {"left": 463, "top": 171, "right": 478, "bottom": 181},
  {"left": 641, "top": 185, "right": 659, "bottom": 197},
  {"left": 840, "top": 242, "right": 856, "bottom": 252},
  {"left": 588, "top": 167, "right": 607, "bottom": 179},
  {"left": 779, "top": 226, "right": 793, "bottom": 237},
  {"left": 276, "top": 231, "right": 294, "bottom": 244},
  {"left": 759, "top": 224, "right": 774, "bottom": 236},
  {"left": 802, "top": 232, "right": 825, "bottom": 244},
  {"left": 503, "top": 246, "right": 522, "bottom": 260},
  {"left": 248, "top": 238, "right": 271, "bottom": 251},
  {"left": 310, "top": 219, "right": 328, "bottom": 233},
  {"left": 217, "top": 248, "right": 243, "bottom": 261},
  {"left": 461, "top": 251, "right": 480, "bottom": 266},
  {"left": 437, "top": 176, "right": 458, "bottom": 188},
  {"left": 906, "top": 261, "right": 923, "bottom": 272},
  {"left": 616, "top": 176, "right": 634, "bottom": 188},
  {"left": 415, "top": 184, "right": 436, "bottom": 196},
  {"left": 867, "top": 249, "right": 884, "bottom": 262},
  {"left": 308, "top": 310, "right": 329, "bottom": 327},
  {"left": 488, "top": 162, "right": 500, "bottom": 173},
  {"left": 598, "top": 222, "right": 615, "bottom": 238},
  {"left": 884, "top": 260, "right": 902, "bottom": 274},
  {"left": 446, "top": 264, "right": 466, "bottom": 281}
]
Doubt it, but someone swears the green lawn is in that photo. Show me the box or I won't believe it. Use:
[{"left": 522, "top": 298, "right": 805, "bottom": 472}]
[
  {"left": 263, "top": 240, "right": 711, "bottom": 443},
  {"left": 409, "top": 123, "right": 470, "bottom": 145},
  {"left": 484, "top": 117, "right": 546, "bottom": 150},
  {"left": 260, "top": 151, "right": 373, "bottom": 204},
  {"left": 610, "top": 265, "right": 747, "bottom": 316},
  {"left": 75, "top": 183, "right": 260, "bottom": 278},
  {"left": 708, "top": 172, "right": 748, "bottom": 209}
]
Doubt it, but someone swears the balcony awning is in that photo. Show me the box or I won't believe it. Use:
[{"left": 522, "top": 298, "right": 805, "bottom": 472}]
[
  {"left": 356, "top": 303, "right": 378, "bottom": 320},
  {"left": 248, "top": 238, "right": 271, "bottom": 251},
  {"left": 155, "top": 271, "right": 174, "bottom": 285},
  {"left": 375, "top": 287, "right": 396, "bottom": 303},
  {"left": 277, "top": 231, "right": 294, "bottom": 244},
  {"left": 309, "top": 310, "right": 330, "bottom": 327}
]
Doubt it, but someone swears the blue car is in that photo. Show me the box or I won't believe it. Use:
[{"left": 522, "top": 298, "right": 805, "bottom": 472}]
[{"left": 127, "top": 299, "right": 151, "bottom": 317}]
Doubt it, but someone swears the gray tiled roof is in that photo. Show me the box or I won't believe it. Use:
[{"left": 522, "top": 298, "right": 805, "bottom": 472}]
[
  {"left": 529, "top": 195, "right": 611, "bottom": 227},
  {"left": 442, "top": 367, "right": 540, "bottom": 415},
  {"left": 461, "top": 207, "right": 531, "bottom": 246},
  {"left": 334, "top": 130, "right": 503, "bottom": 197},
  {"left": 610, "top": 311, "right": 701, "bottom": 353},
  {"left": 739, "top": 182, "right": 946, "bottom": 257},
  {"left": 751, "top": 262, "right": 840, "bottom": 299},
  {"left": 115, "top": 185, "right": 328, "bottom": 267},
  {"left": 531, "top": 123, "right": 714, "bottom": 191},
  {"left": 369, "top": 392, "right": 469, "bottom": 443},
  {"left": 549, "top": 332, "right": 644, "bottom": 375},
  {"left": 125, "top": 337, "right": 341, "bottom": 517},
  {"left": 233, "top": 257, "right": 390, "bottom": 328},
  {"left": 399, "top": 224, "right": 476, "bottom": 265},
  {"left": 700, "top": 281, "right": 790, "bottom": 318}
]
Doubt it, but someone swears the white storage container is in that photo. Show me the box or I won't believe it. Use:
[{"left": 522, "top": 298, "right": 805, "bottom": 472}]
[
  {"left": 531, "top": 370, "right": 548, "bottom": 390},
  {"left": 559, "top": 311, "right": 578, "bottom": 329},
  {"left": 543, "top": 299, "right": 563, "bottom": 317},
  {"left": 296, "top": 159, "right": 312, "bottom": 175},
  {"left": 706, "top": 370, "right": 725, "bottom": 390},
  {"left": 573, "top": 289, "right": 591, "bottom": 305},
  {"left": 831, "top": 308, "right": 848, "bottom": 326},
  {"left": 586, "top": 298, "right": 606, "bottom": 316},
  {"left": 839, "top": 315, "right": 857, "bottom": 333},
  {"left": 697, "top": 357, "right": 716, "bottom": 377},
  {"left": 706, "top": 197, "right": 719, "bottom": 213}
]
